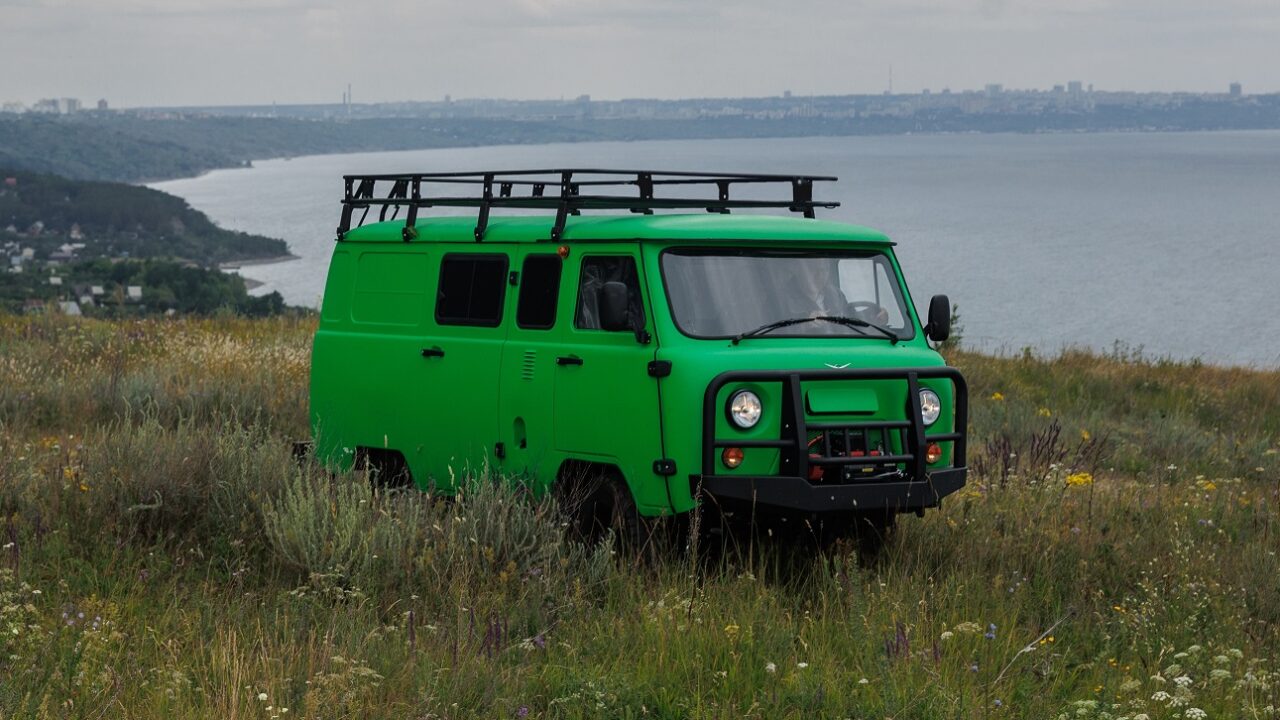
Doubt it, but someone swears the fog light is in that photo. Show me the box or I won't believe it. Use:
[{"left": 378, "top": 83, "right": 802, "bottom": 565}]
[
  {"left": 722, "top": 447, "right": 744, "bottom": 469},
  {"left": 925, "top": 442, "right": 943, "bottom": 464},
  {"left": 807, "top": 458, "right": 824, "bottom": 481}
]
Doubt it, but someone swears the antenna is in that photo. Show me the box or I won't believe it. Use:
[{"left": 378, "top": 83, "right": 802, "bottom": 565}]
[{"left": 888, "top": 64, "right": 893, "bottom": 95}]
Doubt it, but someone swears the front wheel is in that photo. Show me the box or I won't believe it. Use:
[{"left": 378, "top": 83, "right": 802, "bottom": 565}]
[{"left": 556, "top": 471, "right": 643, "bottom": 549}]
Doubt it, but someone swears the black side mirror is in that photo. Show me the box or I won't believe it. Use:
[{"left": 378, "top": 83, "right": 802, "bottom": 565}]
[
  {"left": 925, "top": 294, "right": 951, "bottom": 343},
  {"left": 599, "top": 281, "right": 630, "bottom": 332}
]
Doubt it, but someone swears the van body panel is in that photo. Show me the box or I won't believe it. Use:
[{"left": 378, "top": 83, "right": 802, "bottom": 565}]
[{"left": 311, "top": 211, "right": 967, "bottom": 519}]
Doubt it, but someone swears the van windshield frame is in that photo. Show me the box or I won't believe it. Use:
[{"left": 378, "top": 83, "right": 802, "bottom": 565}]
[{"left": 659, "top": 247, "right": 917, "bottom": 342}]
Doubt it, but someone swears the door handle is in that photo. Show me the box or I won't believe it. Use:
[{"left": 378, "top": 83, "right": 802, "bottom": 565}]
[
  {"left": 556, "top": 355, "right": 583, "bottom": 366},
  {"left": 421, "top": 346, "right": 445, "bottom": 358}
]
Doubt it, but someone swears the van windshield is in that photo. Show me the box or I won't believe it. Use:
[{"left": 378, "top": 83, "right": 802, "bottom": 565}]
[{"left": 660, "top": 249, "right": 914, "bottom": 341}]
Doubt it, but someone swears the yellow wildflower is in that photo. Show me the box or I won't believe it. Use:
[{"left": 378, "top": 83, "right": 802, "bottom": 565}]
[
  {"left": 1066, "top": 472, "right": 1094, "bottom": 487},
  {"left": 724, "top": 623, "right": 740, "bottom": 639},
  {"left": 990, "top": 392, "right": 1005, "bottom": 401},
  {"left": 1081, "top": 429, "right": 1091, "bottom": 441},
  {"left": 1037, "top": 407, "right": 1051, "bottom": 417}
]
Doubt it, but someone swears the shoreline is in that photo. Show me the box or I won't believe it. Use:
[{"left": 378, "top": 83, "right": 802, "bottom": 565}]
[{"left": 218, "top": 253, "right": 301, "bottom": 270}]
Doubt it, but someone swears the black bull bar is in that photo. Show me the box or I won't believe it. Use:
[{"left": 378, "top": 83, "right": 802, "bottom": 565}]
[{"left": 694, "top": 367, "right": 968, "bottom": 513}]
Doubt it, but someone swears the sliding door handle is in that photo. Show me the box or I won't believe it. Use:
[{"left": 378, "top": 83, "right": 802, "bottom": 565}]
[
  {"left": 556, "top": 355, "right": 583, "bottom": 366},
  {"left": 421, "top": 346, "right": 445, "bottom": 358}
]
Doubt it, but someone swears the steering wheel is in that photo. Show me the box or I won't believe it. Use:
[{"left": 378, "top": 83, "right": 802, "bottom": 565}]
[{"left": 845, "top": 301, "right": 889, "bottom": 324}]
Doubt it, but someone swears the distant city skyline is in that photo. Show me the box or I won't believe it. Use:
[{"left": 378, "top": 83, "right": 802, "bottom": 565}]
[{"left": 1, "top": 0, "right": 1277, "bottom": 108}]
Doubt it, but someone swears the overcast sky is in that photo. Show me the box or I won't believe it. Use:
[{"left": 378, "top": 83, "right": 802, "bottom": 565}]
[{"left": 2, "top": 0, "right": 1277, "bottom": 108}]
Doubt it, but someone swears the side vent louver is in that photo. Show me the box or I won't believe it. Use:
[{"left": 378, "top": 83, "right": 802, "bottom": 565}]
[{"left": 521, "top": 350, "right": 537, "bottom": 381}]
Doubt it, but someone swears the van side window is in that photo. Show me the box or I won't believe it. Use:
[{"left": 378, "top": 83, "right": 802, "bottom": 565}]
[
  {"left": 516, "top": 255, "right": 563, "bottom": 329},
  {"left": 575, "top": 256, "right": 645, "bottom": 330},
  {"left": 436, "top": 254, "right": 508, "bottom": 327}
]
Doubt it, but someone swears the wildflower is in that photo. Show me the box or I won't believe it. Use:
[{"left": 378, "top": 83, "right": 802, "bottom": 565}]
[
  {"left": 984, "top": 623, "right": 997, "bottom": 640},
  {"left": 1184, "top": 709, "right": 1207, "bottom": 720},
  {"left": 940, "top": 631, "right": 954, "bottom": 641},
  {"left": 1066, "top": 472, "right": 1094, "bottom": 487},
  {"left": 1213, "top": 655, "right": 1230, "bottom": 665},
  {"left": 858, "top": 678, "right": 869, "bottom": 684},
  {"left": 1210, "top": 669, "right": 1231, "bottom": 681},
  {"left": 994, "top": 699, "right": 1003, "bottom": 708},
  {"left": 1081, "top": 429, "right": 1091, "bottom": 441},
  {"left": 516, "top": 707, "right": 530, "bottom": 719},
  {"left": 765, "top": 662, "right": 777, "bottom": 674},
  {"left": 797, "top": 662, "right": 809, "bottom": 669},
  {"left": 258, "top": 693, "right": 269, "bottom": 702},
  {"left": 1152, "top": 691, "right": 1172, "bottom": 702},
  {"left": 991, "top": 392, "right": 1005, "bottom": 401},
  {"left": 1037, "top": 407, "right": 1052, "bottom": 417},
  {"left": 724, "top": 623, "right": 740, "bottom": 639},
  {"left": 1173, "top": 675, "right": 1193, "bottom": 688},
  {"left": 970, "top": 663, "right": 980, "bottom": 672}
]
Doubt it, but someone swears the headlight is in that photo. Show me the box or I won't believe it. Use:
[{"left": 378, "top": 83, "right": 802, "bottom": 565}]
[
  {"left": 728, "top": 390, "right": 762, "bottom": 428},
  {"left": 919, "top": 388, "right": 942, "bottom": 426}
]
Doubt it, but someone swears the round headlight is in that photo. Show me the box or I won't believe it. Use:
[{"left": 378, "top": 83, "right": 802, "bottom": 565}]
[
  {"left": 728, "top": 390, "right": 762, "bottom": 428},
  {"left": 919, "top": 388, "right": 942, "bottom": 426}
]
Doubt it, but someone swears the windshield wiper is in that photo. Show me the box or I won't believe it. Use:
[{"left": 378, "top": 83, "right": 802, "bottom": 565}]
[
  {"left": 731, "top": 315, "right": 899, "bottom": 345},
  {"left": 812, "top": 315, "right": 900, "bottom": 344}
]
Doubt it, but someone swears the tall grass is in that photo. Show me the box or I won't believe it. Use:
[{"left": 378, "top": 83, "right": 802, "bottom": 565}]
[{"left": 0, "top": 314, "right": 1276, "bottom": 718}]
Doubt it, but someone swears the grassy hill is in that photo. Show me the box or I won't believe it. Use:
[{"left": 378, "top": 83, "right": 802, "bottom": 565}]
[
  {"left": 0, "top": 168, "right": 288, "bottom": 265},
  {"left": 0, "top": 314, "right": 1276, "bottom": 718}
]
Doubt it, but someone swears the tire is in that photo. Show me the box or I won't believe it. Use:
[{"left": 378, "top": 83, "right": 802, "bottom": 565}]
[
  {"left": 556, "top": 470, "right": 642, "bottom": 549},
  {"left": 851, "top": 511, "right": 897, "bottom": 564}
]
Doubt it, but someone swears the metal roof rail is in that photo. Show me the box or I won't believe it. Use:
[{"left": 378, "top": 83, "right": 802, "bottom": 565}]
[{"left": 335, "top": 169, "right": 840, "bottom": 242}]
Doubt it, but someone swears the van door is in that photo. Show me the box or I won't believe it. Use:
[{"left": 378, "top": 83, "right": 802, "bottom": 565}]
[
  {"left": 419, "top": 251, "right": 511, "bottom": 488},
  {"left": 495, "top": 249, "right": 566, "bottom": 486},
  {"left": 552, "top": 251, "right": 670, "bottom": 514}
]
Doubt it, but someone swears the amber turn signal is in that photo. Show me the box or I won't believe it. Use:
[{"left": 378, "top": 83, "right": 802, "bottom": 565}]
[{"left": 722, "top": 447, "right": 744, "bottom": 469}]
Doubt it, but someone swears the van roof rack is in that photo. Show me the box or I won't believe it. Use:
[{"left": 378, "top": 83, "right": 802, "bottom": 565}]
[{"left": 337, "top": 169, "right": 839, "bottom": 243}]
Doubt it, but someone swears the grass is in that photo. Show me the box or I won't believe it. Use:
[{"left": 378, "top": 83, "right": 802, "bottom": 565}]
[{"left": 0, "top": 313, "right": 1276, "bottom": 719}]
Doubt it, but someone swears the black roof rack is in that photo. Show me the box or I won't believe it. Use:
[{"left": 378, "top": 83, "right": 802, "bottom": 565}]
[{"left": 336, "top": 169, "right": 839, "bottom": 242}]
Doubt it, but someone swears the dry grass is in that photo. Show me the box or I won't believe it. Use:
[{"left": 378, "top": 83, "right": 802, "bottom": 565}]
[{"left": 0, "top": 314, "right": 1276, "bottom": 719}]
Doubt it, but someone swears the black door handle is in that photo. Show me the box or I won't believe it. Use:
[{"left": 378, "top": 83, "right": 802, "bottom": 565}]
[
  {"left": 421, "top": 346, "right": 445, "bottom": 358},
  {"left": 556, "top": 355, "right": 583, "bottom": 366}
]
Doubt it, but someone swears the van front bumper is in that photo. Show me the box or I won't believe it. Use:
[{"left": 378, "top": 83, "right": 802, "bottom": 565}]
[
  {"left": 693, "top": 467, "right": 967, "bottom": 513},
  {"left": 697, "top": 367, "right": 968, "bottom": 514}
]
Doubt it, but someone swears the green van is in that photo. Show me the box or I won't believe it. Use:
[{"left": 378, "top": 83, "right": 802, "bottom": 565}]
[{"left": 310, "top": 170, "right": 967, "bottom": 540}]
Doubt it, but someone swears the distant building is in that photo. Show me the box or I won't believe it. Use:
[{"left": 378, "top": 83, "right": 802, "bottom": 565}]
[
  {"left": 97, "top": 98, "right": 109, "bottom": 111},
  {"left": 1067, "top": 81, "right": 1084, "bottom": 95},
  {"left": 0, "top": 102, "right": 24, "bottom": 113},
  {"left": 90, "top": 285, "right": 105, "bottom": 296},
  {"left": 127, "top": 286, "right": 143, "bottom": 300},
  {"left": 60, "top": 98, "right": 81, "bottom": 114},
  {"left": 984, "top": 84, "right": 1003, "bottom": 97},
  {"left": 49, "top": 276, "right": 63, "bottom": 286},
  {"left": 1229, "top": 82, "right": 1242, "bottom": 97},
  {"left": 58, "top": 301, "right": 82, "bottom": 317},
  {"left": 32, "top": 99, "right": 59, "bottom": 114}
]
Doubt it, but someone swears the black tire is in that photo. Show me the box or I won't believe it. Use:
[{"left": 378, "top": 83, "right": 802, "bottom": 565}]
[
  {"left": 556, "top": 470, "right": 643, "bottom": 549},
  {"left": 851, "top": 511, "right": 897, "bottom": 564}
]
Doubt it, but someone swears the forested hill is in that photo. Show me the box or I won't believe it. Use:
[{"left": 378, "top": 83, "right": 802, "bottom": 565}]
[{"left": 0, "top": 168, "right": 287, "bottom": 265}]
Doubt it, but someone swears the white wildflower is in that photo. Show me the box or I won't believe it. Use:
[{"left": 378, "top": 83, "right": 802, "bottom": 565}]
[
  {"left": 765, "top": 662, "right": 776, "bottom": 674},
  {"left": 1184, "top": 709, "right": 1207, "bottom": 720}
]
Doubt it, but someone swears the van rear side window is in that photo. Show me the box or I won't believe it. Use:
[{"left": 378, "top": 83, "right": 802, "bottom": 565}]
[
  {"left": 516, "top": 255, "right": 563, "bottom": 329},
  {"left": 436, "top": 254, "right": 508, "bottom": 326}
]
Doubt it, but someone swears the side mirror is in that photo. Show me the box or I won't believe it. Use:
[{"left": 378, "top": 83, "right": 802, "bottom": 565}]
[
  {"left": 925, "top": 294, "right": 951, "bottom": 343},
  {"left": 599, "top": 281, "right": 630, "bottom": 332}
]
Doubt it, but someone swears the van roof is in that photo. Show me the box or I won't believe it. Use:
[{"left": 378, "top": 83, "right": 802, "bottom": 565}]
[{"left": 341, "top": 214, "right": 893, "bottom": 246}]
